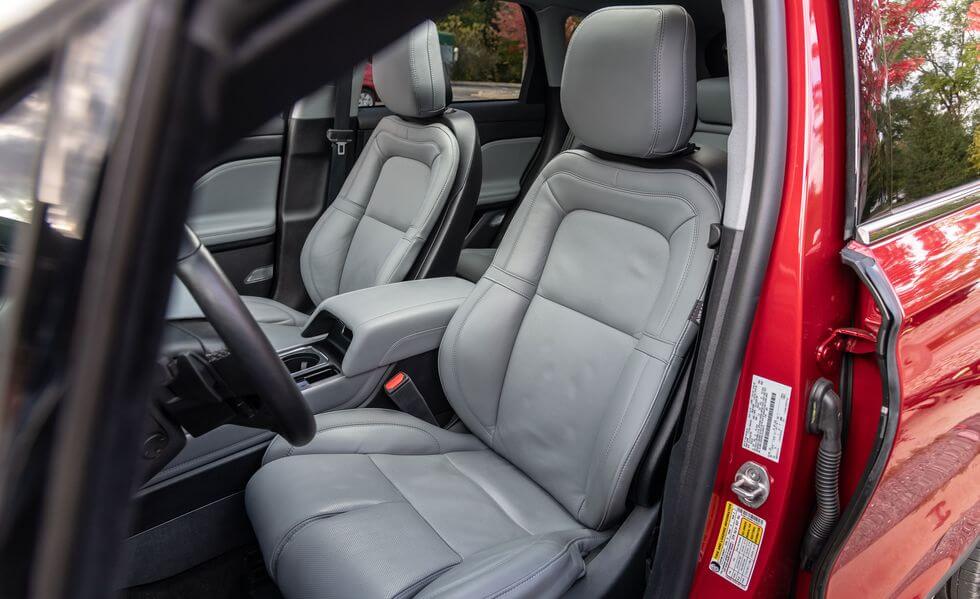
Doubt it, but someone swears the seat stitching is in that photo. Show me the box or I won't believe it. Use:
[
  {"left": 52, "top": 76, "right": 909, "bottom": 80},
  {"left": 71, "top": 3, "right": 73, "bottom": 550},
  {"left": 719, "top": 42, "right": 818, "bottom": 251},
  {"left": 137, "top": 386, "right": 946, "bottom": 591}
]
[
  {"left": 393, "top": 563, "right": 458, "bottom": 599},
  {"left": 368, "top": 455, "right": 464, "bottom": 560},
  {"left": 488, "top": 533, "right": 606, "bottom": 599},
  {"left": 545, "top": 170, "right": 698, "bottom": 218},
  {"left": 269, "top": 501, "right": 399, "bottom": 580},
  {"left": 597, "top": 361, "right": 672, "bottom": 528},
  {"left": 482, "top": 273, "right": 532, "bottom": 300},
  {"left": 488, "top": 265, "right": 535, "bottom": 286},
  {"left": 646, "top": 8, "right": 665, "bottom": 158},
  {"left": 654, "top": 216, "right": 700, "bottom": 335},
  {"left": 285, "top": 423, "right": 442, "bottom": 457},
  {"left": 425, "top": 21, "right": 437, "bottom": 113},
  {"left": 442, "top": 453, "right": 533, "bottom": 536},
  {"left": 671, "top": 12, "right": 691, "bottom": 152},
  {"left": 563, "top": 150, "right": 722, "bottom": 209},
  {"left": 534, "top": 293, "right": 634, "bottom": 339},
  {"left": 448, "top": 282, "right": 495, "bottom": 440},
  {"left": 577, "top": 356, "right": 650, "bottom": 521}
]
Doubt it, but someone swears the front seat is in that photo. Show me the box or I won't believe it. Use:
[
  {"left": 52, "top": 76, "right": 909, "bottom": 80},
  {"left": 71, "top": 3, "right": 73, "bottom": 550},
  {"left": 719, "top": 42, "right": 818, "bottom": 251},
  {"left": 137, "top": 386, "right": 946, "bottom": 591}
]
[
  {"left": 242, "top": 20, "right": 480, "bottom": 327},
  {"left": 246, "top": 6, "right": 720, "bottom": 598}
]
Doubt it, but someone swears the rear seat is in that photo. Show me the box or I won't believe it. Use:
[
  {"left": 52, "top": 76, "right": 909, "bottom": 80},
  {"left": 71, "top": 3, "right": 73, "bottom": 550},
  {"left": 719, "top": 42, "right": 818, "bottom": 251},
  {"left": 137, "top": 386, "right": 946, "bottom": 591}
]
[
  {"left": 455, "top": 76, "right": 731, "bottom": 283},
  {"left": 691, "top": 77, "right": 731, "bottom": 150}
]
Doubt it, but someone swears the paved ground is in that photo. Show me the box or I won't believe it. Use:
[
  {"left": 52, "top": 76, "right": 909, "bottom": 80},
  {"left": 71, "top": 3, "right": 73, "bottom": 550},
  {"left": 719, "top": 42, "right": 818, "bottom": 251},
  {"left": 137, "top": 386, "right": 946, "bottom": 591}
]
[{"left": 449, "top": 81, "right": 521, "bottom": 102}]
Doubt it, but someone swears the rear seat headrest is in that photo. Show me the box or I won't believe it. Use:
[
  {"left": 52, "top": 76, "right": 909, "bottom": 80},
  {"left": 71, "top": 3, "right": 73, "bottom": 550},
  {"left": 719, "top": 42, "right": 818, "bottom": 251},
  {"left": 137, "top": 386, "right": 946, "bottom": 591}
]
[
  {"left": 560, "top": 5, "right": 696, "bottom": 159},
  {"left": 697, "top": 77, "right": 731, "bottom": 127},
  {"left": 374, "top": 21, "right": 447, "bottom": 119}
]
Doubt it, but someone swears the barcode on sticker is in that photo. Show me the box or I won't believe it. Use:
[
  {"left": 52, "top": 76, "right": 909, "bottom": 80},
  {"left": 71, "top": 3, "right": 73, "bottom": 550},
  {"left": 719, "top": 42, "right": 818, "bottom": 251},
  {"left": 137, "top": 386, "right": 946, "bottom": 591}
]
[
  {"left": 741, "top": 375, "right": 791, "bottom": 462},
  {"left": 709, "top": 501, "right": 766, "bottom": 590}
]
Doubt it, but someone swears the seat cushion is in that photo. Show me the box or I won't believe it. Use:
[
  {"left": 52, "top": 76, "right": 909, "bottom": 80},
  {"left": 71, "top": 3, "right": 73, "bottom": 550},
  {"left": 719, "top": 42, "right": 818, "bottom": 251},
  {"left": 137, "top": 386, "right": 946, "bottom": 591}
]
[
  {"left": 246, "top": 409, "right": 605, "bottom": 599},
  {"left": 241, "top": 296, "right": 308, "bottom": 327}
]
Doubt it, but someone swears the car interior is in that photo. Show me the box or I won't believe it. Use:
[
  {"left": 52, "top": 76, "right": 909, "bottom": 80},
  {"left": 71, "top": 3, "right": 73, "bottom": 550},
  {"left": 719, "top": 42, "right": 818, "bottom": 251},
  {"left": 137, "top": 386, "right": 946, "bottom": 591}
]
[{"left": 116, "top": 0, "right": 755, "bottom": 597}]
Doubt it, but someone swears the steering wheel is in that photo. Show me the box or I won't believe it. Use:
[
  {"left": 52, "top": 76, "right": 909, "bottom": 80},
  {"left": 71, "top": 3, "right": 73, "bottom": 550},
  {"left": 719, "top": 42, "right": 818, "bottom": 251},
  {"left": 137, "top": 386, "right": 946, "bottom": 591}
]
[{"left": 174, "top": 225, "right": 315, "bottom": 446}]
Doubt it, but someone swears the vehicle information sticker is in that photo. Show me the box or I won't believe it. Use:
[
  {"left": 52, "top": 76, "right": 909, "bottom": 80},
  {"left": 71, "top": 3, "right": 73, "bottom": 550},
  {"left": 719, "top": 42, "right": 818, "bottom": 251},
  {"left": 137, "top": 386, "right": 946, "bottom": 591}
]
[
  {"left": 709, "top": 501, "right": 766, "bottom": 590},
  {"left": 741, "top": 375, "right": 792, "bottom": 462}
]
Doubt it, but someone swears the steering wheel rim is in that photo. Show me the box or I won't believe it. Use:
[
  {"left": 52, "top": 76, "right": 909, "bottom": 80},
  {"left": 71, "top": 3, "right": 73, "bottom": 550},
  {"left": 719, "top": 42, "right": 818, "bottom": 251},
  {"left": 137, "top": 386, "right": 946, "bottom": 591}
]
[{"left": 174, "top": 225, "right": 315, "bottom": 446}]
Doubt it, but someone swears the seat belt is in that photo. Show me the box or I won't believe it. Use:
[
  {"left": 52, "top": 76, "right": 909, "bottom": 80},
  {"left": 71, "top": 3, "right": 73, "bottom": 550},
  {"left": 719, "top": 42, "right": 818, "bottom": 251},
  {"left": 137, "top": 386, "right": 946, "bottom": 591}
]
[{"left": 325, "top": 69, "right": 355, "bottom": 203}]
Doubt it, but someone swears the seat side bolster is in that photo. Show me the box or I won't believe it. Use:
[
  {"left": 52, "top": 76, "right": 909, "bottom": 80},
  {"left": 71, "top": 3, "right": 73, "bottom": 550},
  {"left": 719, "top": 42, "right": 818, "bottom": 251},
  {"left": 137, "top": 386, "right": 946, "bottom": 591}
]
[{"left": 263, "top": 408, "right": 485, "bottom": 463}]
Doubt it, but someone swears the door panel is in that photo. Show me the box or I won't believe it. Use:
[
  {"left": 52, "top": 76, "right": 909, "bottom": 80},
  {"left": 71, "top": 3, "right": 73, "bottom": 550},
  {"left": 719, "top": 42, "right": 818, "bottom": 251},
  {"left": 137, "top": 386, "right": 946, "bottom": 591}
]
[
  {"left": 187, "top": 156, "right": 280, "bottom": 246},
  {"left": 186, "top": 116, "right": 285, "bottom": 295},
  {"left": 477, "top": 135, "right": 541, "bottom": 205},
  {"left": 823, "top": 197, "right": 980, "bottom": 599}
]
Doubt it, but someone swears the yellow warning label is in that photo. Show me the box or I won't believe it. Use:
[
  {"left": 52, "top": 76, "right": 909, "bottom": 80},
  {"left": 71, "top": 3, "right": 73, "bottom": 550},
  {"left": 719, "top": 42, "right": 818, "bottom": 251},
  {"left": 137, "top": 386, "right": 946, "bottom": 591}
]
[
  {"left": 738, "top": 518, "right": 764, "bottom": 544},
  {"left": 708, "top": 501, "right": 766, "bottom": 590},
  {"left": 711, "top": 502, "right": 734, "bottom": 562}
]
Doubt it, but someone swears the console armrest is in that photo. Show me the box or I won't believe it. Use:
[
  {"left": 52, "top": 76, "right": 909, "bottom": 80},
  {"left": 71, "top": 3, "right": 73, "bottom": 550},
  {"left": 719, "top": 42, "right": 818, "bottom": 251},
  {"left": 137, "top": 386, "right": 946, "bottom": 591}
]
[{"left": 302, "top": 277, "right": 474, "bottom": 377}]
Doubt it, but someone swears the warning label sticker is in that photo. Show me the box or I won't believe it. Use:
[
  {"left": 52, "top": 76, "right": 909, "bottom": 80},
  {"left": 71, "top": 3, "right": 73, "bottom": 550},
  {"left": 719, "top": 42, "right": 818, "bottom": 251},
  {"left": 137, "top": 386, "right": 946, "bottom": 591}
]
[
  {"left": 709, "top": 501, "right": 766, "bottom": 590},
  {"left": 741, "top": 375, "right": 792, "bottom": 462}
]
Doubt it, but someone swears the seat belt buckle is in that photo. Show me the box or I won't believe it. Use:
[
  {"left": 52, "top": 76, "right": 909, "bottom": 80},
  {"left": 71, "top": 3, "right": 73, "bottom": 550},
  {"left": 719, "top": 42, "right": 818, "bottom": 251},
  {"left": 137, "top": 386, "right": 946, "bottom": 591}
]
[
  {"left": 326, "top": 128, "right": 354, "bottom": 155},
  {"left": 384, "top": 372, "right": 438, "bottom": 425}
]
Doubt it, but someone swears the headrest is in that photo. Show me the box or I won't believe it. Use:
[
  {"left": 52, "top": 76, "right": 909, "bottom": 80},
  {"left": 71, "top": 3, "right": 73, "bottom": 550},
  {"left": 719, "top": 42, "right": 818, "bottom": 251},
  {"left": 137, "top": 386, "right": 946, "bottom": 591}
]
[
  {"left": 697, "top": 77, "right": 731, "bottom": 126},
  {"left": 374, "top": 21, "right": 447, "bottom": 118},
  {"left": 561, "top": 6, "right": 696, "bottom": 158}
]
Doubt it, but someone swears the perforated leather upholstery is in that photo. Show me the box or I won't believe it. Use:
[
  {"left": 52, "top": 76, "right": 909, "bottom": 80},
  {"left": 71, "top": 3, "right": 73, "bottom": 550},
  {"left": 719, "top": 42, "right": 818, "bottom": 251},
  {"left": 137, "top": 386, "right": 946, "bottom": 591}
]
[{"left": 246, "top": 7, "right": 721, "bottom": 598}]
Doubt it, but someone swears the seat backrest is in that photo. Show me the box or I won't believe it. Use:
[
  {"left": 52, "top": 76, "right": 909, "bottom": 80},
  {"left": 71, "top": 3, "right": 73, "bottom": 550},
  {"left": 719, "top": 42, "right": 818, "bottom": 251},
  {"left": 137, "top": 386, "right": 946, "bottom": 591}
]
[
  {"left": 692, "top": 76, "right": 731, "bottom": 150},
  {"left": 299, "top": 21, "right": 463, "bottom": 304},
  {"left": 439, "top": 5, "right": 721, "bottom": 531}
]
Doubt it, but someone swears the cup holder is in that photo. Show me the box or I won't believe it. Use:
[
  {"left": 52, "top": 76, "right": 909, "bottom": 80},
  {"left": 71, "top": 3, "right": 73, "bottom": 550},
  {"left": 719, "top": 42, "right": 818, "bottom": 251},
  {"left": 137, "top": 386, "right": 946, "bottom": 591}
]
[
  {"left": 283, "top": 351, "right": 323, "bottom": 374},
  {"left": 279, "top": 346, "right": 337, "bottom": 383}
]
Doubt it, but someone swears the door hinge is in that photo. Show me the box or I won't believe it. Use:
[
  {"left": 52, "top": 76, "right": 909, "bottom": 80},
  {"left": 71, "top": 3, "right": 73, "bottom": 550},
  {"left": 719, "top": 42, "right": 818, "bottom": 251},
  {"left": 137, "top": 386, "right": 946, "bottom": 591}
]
[{"left": 816, "top": 327, "right": 877, "bottom": 375}]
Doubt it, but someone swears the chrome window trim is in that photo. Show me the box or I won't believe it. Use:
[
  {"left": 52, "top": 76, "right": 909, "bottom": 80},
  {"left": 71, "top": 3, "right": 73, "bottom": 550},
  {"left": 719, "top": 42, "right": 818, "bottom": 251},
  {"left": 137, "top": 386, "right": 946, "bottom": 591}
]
[
  {"left": 839, "top": 0, "right": 862, "bottom": 240},
  {"left": 856, "top": 179, "right": 980, "bottom": 244}
]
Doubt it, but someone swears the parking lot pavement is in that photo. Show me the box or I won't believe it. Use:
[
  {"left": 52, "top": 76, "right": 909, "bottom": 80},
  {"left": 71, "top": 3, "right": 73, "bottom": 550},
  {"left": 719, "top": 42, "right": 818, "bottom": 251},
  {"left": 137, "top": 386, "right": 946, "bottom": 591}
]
[{"left": 448, "top": 81, "right": 521, "bottom": 102}]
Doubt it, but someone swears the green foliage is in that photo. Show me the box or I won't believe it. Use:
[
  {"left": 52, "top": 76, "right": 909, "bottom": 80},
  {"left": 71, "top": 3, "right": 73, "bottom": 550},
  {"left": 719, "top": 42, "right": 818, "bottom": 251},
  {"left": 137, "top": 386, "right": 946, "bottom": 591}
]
[
  {"left": 438, "top": 1, "right": 525, "bottom": 83},
  {"left": 864, "top": 0, "right": 980, "bottom": 217}
]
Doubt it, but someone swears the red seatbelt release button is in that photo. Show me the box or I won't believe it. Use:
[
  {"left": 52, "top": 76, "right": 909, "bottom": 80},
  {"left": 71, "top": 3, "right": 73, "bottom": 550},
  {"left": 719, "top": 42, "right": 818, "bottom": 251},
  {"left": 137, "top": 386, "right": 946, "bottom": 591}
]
[{"left": 384, "top": 372, "right": 407, "bottom": 393}]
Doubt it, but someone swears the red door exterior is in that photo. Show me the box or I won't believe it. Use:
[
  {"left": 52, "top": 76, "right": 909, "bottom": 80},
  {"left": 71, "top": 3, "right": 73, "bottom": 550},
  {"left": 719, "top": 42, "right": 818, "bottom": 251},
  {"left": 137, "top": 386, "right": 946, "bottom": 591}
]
[{"left": 824, "top": 199, "right": 980, "bottom": 598}]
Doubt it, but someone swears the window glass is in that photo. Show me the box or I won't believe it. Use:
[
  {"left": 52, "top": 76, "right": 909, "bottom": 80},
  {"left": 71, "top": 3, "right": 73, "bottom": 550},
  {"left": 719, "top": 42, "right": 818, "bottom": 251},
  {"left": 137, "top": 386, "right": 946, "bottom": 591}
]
[
  {"left": 0, "top": 86, "right": 47, "bottom": 299},
  {"left": 855, "top": 0, "right": 980, "bottom": 221},
  {"left": 359, "top": 1, "right": 528, "bottom": 107},
  {"left": 438, "top": 1, "right": 527, "bottom": 101}
]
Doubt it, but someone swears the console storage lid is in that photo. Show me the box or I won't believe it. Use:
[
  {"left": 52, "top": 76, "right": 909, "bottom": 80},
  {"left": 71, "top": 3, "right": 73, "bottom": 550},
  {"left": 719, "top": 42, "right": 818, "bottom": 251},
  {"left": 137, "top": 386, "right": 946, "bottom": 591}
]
[{"left": 302, "top": 277, "right": 475, "bottom": 377}]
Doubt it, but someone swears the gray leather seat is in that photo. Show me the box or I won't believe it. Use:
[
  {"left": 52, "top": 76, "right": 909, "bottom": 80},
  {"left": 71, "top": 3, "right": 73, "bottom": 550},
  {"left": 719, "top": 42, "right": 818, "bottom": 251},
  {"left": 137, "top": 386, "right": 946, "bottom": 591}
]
[
  {"left": 242, "top": 21, "right": 467, "bottom": 326},
  {"left": 246, "top": 6, "right": 720, "bottom": 598},
  {"left": 455, "top": 76, "right": 732, "bottom": 283}
]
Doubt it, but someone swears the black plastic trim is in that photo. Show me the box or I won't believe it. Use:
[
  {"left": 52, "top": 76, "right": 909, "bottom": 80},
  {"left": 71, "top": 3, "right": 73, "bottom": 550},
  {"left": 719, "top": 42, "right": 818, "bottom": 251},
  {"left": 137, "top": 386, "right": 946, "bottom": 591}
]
[{"left": 810, "top": 247, "right": 903, "bottom": 597}]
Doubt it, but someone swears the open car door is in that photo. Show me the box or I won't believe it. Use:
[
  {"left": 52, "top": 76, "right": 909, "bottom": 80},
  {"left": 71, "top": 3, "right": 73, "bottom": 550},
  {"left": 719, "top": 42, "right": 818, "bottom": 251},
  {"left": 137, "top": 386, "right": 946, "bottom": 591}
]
[{"left": 814, "top": 188, "right": 980, "bottom": 598}]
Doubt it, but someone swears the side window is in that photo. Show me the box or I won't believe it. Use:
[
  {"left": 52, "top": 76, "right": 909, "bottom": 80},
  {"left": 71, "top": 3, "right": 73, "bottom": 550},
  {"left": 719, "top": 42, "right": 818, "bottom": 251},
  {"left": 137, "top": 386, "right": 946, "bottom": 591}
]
[
  {"left": 854, "top": 0, "right": 980, "bottom": 222},
  {"left": 359, "top": 2, "right": 528, "bottom": 107},
  {"left": 0, "top": 86, "right": 48, "bottom": 301},
  {"left": 438, "top": 1, "right": 528, "bottom": 101}
]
